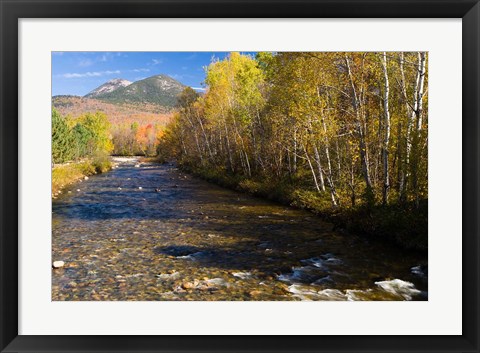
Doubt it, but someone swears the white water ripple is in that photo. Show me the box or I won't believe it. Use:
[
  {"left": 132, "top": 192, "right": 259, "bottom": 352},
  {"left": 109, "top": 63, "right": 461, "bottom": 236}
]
[
  {"left": 287, "top": 278, "right": 423, "bottom": 301},
  {"left": 375, "top": 279, "right": 422, "bottom": 300}
]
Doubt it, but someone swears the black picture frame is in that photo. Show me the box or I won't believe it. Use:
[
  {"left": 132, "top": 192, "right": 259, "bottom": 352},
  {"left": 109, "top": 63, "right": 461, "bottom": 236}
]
[{"left": 1, "top": 1, "right": 478, "bottom": 352}]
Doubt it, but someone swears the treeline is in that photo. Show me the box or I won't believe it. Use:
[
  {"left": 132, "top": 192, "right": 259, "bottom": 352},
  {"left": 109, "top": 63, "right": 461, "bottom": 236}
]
[
  {"left": 111, "top": 122, "right": 163, "bottom": 156},
  {"left": 52, "top": 109, "right": 113, "bottom": 164},
  {"left": 52, "top": 108, "right": 163, "bottom": 162},
  {"left": 160, "top": 52, "right": 428, "bottom": 209}
]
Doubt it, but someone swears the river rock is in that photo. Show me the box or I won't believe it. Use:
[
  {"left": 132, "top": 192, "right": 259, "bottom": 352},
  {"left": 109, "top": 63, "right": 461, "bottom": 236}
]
[
  {"left": 182, "top": 281, "right": 196, "bottom": 289},
  {"left": 84, "top": 176, "right": 89, "bottom": 180},
  {"left": 205, "top": 278, "right": 230, "bottom": 287},
  {"left": 52, "top": 261, "right": 65, "bottom": 268},
  {"left": 232, "top": 272, "right": 252, "bottom": 279},
  {"left": 156, "top": 272, "right": 180, "bottom": 280}
]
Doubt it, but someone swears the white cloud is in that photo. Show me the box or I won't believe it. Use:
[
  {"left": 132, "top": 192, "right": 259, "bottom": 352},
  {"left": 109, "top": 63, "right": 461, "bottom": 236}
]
[
  {"left": 78, "top": 58, "right": 94, "bottom": 67},
  {"left": 98, "top": 52, "right": 124, "bottom": 62},
  {"left": 60, "top": 70, "right": 121, "bottom": 79},
  {"left": 152, "top": 59, "right": 162, "bottom": 65},
  {"left": 191, "top": 87, "right": 206, "bottom": 92},
  {"left": 132, "top": 68, "right": 150, "bottom": 73}
]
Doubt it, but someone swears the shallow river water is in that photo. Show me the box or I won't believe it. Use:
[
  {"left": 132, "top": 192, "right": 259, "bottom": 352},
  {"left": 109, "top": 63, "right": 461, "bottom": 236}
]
[{"left": 52, "top": 157, "right": 428, "bottom": 301}]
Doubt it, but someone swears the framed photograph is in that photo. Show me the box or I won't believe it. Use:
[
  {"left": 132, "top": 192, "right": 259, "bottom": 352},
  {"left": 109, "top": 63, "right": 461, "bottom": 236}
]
[{"left": 1, "top": 0, "right": 478, "bottom": 352}]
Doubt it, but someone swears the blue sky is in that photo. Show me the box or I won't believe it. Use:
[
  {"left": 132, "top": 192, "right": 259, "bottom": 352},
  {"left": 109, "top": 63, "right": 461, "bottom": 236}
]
[{"left": 52, "top": 52, "right": 256, "bottom": 96}]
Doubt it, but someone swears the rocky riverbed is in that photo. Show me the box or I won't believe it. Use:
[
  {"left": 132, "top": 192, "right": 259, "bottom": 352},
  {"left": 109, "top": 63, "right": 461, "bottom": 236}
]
[{"left": 52, "top": 157, "right": 428, "bottom": 301}]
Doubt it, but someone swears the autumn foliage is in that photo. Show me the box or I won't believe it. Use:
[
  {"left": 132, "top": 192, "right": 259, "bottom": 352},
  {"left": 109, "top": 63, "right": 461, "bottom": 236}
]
[
  {"left": 52, "top": 96, "right": 170, "bottom": 157},
  {"left": 112, "top": 122, "right": 164, "bottom": 156},
  {"left": 159, "top": 52, "right": 428, "bottom": 210}
]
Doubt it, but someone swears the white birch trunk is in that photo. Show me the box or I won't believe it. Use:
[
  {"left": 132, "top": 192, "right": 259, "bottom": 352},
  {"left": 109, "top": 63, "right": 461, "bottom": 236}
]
[{"left": 381, "top": 52, "right": 391, "bottom": 205}]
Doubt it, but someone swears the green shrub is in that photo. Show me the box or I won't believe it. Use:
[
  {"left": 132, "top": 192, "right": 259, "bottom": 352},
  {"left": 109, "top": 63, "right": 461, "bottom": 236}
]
[
  {"left": 238, "top": 179, "right": 262, "bottom": 194},
  {"left": 77, "top": 161, "right": 96, "bottom": 175},
  {"left": 290, "top": 189, "right": 334, "bottom": 212},
  {"left": 91, "top": 151, "right": 112, "bottom": 174}
]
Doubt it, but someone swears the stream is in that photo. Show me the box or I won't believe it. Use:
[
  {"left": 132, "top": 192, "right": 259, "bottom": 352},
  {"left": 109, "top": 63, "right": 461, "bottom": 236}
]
[{"left": 52, "top": 157, "right": 428, "bottom": 301}]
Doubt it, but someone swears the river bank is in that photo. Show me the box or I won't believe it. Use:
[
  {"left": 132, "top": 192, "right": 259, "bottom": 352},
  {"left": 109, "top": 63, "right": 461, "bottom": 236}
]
[
  {"left": 177, "top": 163, "right": 428, "bottom": 252},
  {"left": 52, "top": 156, "right": 113, "bottom": 198}
]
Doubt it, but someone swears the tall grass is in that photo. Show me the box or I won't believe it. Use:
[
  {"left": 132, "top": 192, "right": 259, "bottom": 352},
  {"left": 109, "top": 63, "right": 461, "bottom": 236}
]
[{"left": 52, "top": 155, "right": 112, "bottom": 197}]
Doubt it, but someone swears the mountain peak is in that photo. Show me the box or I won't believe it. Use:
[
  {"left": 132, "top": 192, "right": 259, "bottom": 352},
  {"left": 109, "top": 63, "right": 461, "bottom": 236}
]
[
  {"left": 87, "top": 74, "right": 186, "bottom": 109},
  {"left": 85, "top": 78, "right": 132, "bottom": 98},
  {"left": 153, "top": 74, "right": 174, "bottom": 79}
]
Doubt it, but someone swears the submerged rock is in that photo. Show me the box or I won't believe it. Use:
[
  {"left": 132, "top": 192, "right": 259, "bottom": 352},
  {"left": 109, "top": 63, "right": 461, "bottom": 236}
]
[{"left": 411, "top": 265, "right": 428, "bottom": 278}]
